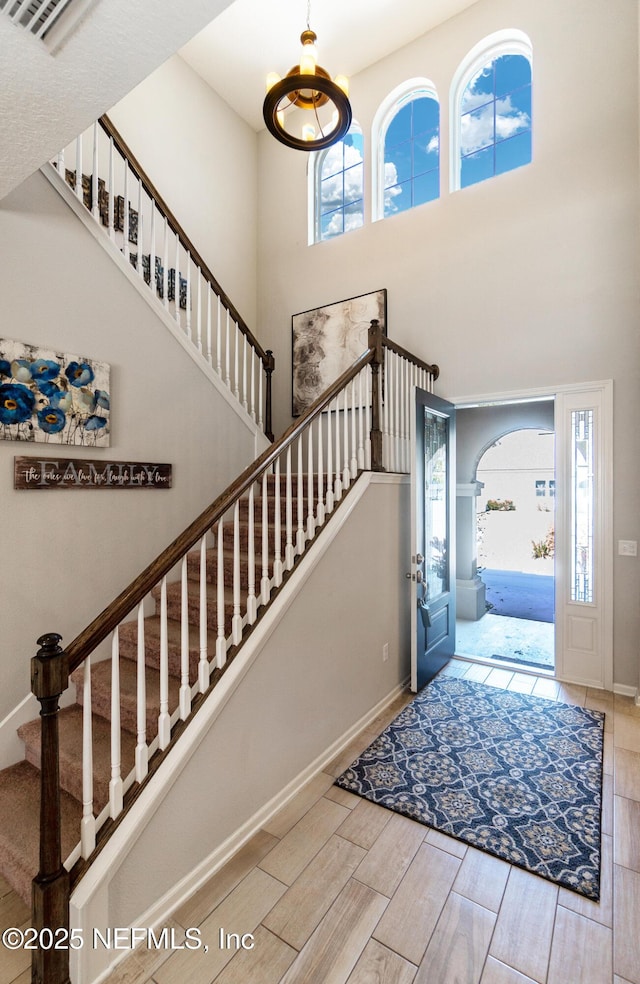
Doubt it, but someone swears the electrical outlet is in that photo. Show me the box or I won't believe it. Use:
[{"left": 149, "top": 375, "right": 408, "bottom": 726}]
[
  {"left": 618, "top": 540, "right": 638, "bottom": 557},
  {"left": 382, "top": 642, "right": 389, "bottom": 662}
]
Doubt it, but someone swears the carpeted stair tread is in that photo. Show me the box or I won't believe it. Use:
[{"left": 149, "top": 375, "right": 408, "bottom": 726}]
[
  {"left": 117, "top": 617, "right": 211, "bottom": 678},
  {"left": 18, "top": 706, "right": 135, "bottom": 811},
  {"left": 0, "top": 761, "right": 82, "bottom": 906},
  {"left": 152, "top": 580, "right": 237, "bottom": 633},
  {"left": 70, "top": 657, "right": 186, "bottom": 737}
]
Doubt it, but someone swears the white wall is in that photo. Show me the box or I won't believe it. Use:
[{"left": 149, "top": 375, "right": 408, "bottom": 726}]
[
  {"left": 71, "top": 476, "right": 410, "bottom": 981},
  {"left": 255, "top": 0, "right": 640, "bottom": 689},
  {"left": 108, "top": 55, "right": 259, "bottom": 331},
  {"left": 0, "top": 171, "right": 260, "bottom": 723}
]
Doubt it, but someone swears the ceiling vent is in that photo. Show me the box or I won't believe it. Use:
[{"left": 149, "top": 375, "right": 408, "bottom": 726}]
[{"left": 0, "top": 0, "right": 91, "bottom": 46}]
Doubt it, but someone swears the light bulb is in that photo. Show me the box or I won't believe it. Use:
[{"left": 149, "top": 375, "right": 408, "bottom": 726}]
[
  {"left": 265, "top": 72, "right": 281, "bottom": 92},
  {"left": 334, "top": 75, "right": 349, "bottom": 96},
  {"left": 302, "top": 123, "right": 316, "bottom": 141}
]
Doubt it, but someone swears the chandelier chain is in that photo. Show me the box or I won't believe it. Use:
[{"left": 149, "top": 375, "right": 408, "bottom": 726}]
[{"left": 306, "top": 0, "right": 311, "bottom": 29}]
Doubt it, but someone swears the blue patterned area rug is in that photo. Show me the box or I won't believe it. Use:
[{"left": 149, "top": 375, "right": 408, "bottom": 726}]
[{"left": 335, "top": 676, "right": 604, "bottom": 900}]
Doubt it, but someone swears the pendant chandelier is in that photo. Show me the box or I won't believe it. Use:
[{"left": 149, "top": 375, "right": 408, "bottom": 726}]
[{"left": 263, "top": 1, "right": 352, "bottom": 152}]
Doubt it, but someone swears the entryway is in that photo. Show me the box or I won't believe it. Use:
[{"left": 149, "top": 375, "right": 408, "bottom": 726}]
[
  {"left": 451, "top": 381, "right": 613, "bottom": 691},
  {"left": 455, "top": 399, "right": 556, "bottom": 672}
]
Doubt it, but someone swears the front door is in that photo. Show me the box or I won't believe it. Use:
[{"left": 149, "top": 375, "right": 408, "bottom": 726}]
[{"left": 410, "top": 389, "right": 456, "bottom": 691}]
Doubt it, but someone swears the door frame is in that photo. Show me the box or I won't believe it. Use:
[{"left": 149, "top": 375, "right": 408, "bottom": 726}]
[{"left": 450, "top": 379, "right": 613, "bottom": 691}]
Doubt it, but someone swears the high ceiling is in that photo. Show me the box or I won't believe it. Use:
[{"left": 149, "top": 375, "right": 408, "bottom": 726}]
[{"left": 180, "top": 0, "right": 481, "bottom": 132}]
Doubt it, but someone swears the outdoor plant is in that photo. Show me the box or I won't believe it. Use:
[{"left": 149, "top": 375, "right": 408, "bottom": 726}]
[
  {"left": 532, "top": 528, "right": 555, "bottom": 559},
  {"left": 486, "top": 498, "right": 516, "bottom": 511}
]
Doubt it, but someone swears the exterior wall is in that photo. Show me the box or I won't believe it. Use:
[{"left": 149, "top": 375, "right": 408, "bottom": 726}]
[
  {"left": 255, "top": 0, "right": 640, "bottom": 688},
  {"left": 0, "top": 170, "right": 260, "bottom": 724}
]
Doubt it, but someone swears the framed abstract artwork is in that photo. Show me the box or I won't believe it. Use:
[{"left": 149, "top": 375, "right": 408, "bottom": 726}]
[
  {"left": 0, "top": 339, "right": 111, "bottom": 446},
  {"left": 292, "top": 289, "right": 387, "bottom": 416}
]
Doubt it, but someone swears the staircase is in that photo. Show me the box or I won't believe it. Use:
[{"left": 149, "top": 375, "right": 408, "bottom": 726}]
[{"left": 0, "top": 475, "right": 295, "bottom": 907}]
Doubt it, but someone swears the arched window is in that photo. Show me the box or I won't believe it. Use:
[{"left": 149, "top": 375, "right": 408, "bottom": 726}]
[
  {"left": 372, "top": 79, "right": 440, "bottom": 222},
  {"left": 451, "top": 30, "right": 533, "bottom": 191},
  {"left": 310, "top": 125, "right": 364, "bottom": 243}
]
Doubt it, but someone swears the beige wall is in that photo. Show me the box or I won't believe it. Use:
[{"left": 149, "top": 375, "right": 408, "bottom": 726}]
[
  {"left": 0, "top": 171, "right": 260, "bottom": 723},
  {"left": 256, "top": 0, "right": 640, "bottom": 688},
  {"left": 108, "top": 55, "right": 259, "bottom": 331}
]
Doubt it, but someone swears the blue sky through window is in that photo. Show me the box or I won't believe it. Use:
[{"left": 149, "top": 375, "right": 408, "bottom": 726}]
[
  {"left": 318, "top": 129, "right": 364, "bottom": 241},
  {"left": 384, "top": 95, "right": 440, "bottom": 217},
  {"left": 460, "top": 54, "right": 531, "bottom": 189}
]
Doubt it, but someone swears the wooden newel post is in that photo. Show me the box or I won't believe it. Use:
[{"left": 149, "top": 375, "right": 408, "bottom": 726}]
[
  {"left": 368, "top": 320, "right": 384, "bottom": 471},
  {"left": 31, "top": 633, "right": 71, "bottom": 984},
  {"left": 264, "top": 349, "right": 275, "bottom": 442}
]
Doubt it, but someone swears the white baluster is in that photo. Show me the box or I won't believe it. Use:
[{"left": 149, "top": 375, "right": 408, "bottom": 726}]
[
  {"left": 80, "top": 658, "right": 95, "bottom": 858},
  {"left": 357, "top": 369, "right": 365, "bottom": 470},
  {"left": 185, "top": 252, "right": 192, "bottom": 340},
  {"left": 206, "top": 288, "right": 213, "bottom": 366},
  {"left": 296, "top": 439, "right": 305, "bottom": 554},
  {"left": 234, "top": 323, "right": 240, "bottom": 401},
  {"left": 216, "top": 296, "right": 222, "bottom": 377},
  {"left": 285, "top": 447, "right": 295, "bottom": 570},
  {"left": 258, "top": 360, "right": 264, "bottom": 430},
  {"left": 225, "top": 311, "right": 231, "bottom": 388},
  {"left": 343, "top": 386, "right": 350, "bottom": 490},
  {"left": 316, "top": 416, "right": 325, "bottom": 526},
  {"left": 158, "top": 577, "right": 171, "bottom": 750},
  {"left": 398, "top": 357, "right": 405, "bottom": 472},
  {"left": 56, "top": 147, "right": 64, "bottom": 173},
  {"left": 196, "top": 272, "right": 202, "bottom": 353},
  {"left": 150, "top": 206, "right": 157, "bottom": 299},
  {"left": 307, "top": 425, "right": 315, "bottom": 539},
  {"left": 216, "top": 520, "right": 226, "bottom": 668},
  {"left": 273, "top": 459, "right": 283, "bottom": 586},
  {"left": 247, "top": 486, "right": 257, "bottom": 623},
  {"left": 232, "top": 501, "right": 243, "bottom": 644},
  {"left": 326, "top": 403, "right": 334, "bottom": 514},
  {"left": 334, "top": 396, "right": 342, "bottom": 502},
  {"left": 250, "top": 350, "right": 256, "bottom": 422},
  {"left": 135, "top": 604, "right": 148, "bottom": 783},
  {"left": 261, "top": 472, "right": 270, "bottom": 605},
  {"left": 137, "top": 178, "right": 144, "bottom": 280},
  {"left": 199, "top": 535, "right": 210, "bottom": 689},
  {"left": 74, "top": 132, "right": 82, "bottom": 201},
  {"left": 180, "top": 555, "right": 192, "bottom": 719},
  {"left": 123, "top": 160, "right": 130, "bottom": 262},
  {"left": 91, "top": 122, "right": 99, "bottom": 221},
  {"left": 382, "top": 348, "right": 389, "bottom": 469},
  {"left": 109, "top": 628, "right": 123, "bottom": 818},
  {"left": 162, "top": 218, "right": 169, "bottom": 310},
  {"left": 174, "top": 231, "right": 181, "bottom": 328},
  {"left": 107, "top": 137, "right": 115, "bottom": 242},
  {"left": 242, "top": 335, "right": 248, "bottom": 411},
  {"left": 350, "top": 377, "right": 358, "bottom": 478},
  {"left": 395, "top": 353, "right": 401, "bottom": 471},
  {"left": 365, "top": 367, "right": 372, "bottom": 470}
]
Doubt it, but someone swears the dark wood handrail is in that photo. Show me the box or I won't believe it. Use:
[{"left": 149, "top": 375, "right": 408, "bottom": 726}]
[
  {"left": 383, "top": 336, "right": 440, "bottom": 380},
  {"left": 97, "top": 116, "right": 269, "bottom": 366},
  {"left": 65, "top": 345, "right": 375, "bottom": 673}
]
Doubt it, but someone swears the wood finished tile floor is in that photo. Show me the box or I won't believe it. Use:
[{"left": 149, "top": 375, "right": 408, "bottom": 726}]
[{"left": 3, "top": 659, "right": 639, "bottom": 984}]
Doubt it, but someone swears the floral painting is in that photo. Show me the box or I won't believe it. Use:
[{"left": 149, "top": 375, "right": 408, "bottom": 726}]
[
  {"left": 292, "top": 289, "right": 387, "bottom": 416},
  {"left": 0, "top": 339, "right": 110, "bottom": 446}
]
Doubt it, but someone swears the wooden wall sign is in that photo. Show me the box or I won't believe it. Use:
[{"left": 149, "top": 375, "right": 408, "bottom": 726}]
[{"left": 14, "top": 456, "right": 172, "bottom": 490}]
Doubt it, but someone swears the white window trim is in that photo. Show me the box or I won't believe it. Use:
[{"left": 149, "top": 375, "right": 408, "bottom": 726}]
[
  {"left": 307, "top": 122, "right": 364, "bottom": 246},
  {"left": 449, "top": 29, "right": 533, "bottom": 193},
  {"left": 371, "top": 77, "right": 439, "bottom": 223}
]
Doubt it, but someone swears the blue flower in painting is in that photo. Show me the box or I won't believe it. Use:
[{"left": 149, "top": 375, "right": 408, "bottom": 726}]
[
  {"left": 0, "top": 383, "right": 35, "bottom": 424},
  {"left": 94, "top": 389, "right": 110, "bottom": 410},
  {"left": 49, "top": 389, "right": 72, "bottom": 412},
  {"left": 37, "top": 406, "right": 66, "bottom": 434},
  {"left": 31, "top": 359, "right": 61, "bottom": 383},
  {"left": 38, "top": 380, "right": 59, "bottom": 398},
  {"left": 0, "top": 360, "right": 11, "bottom": 377},
  {"left": 11, "top": 359, "right": 33, "bottom": 382},
  {"left": 85, "top": 414, "right": 107, "bottom": 431},
  {"left": 65, "top": 361, "right": 95, "bottom": 387}
]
